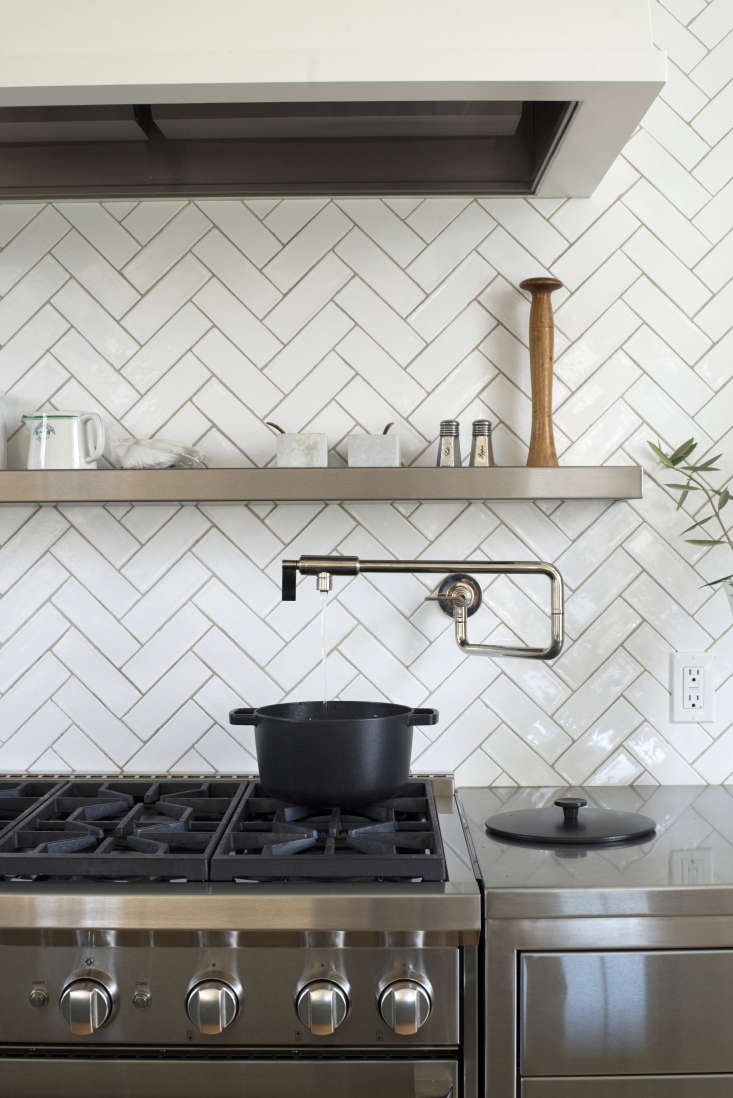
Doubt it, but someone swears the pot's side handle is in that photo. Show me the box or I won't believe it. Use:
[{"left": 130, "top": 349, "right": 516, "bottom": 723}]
[
  {"left": 229, "top": 708, "right": 258, "bottom": 725},
  {"left": 407, "top": 708, "right": 439, "bottom": 726}
]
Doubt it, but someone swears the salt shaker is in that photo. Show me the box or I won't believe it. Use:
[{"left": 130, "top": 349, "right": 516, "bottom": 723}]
[
  {"left": 469, "top": 419, "right": 495, "bottom": 467},
  {"left": 436, "top": 420, "right": 461, "bottom": 467}
]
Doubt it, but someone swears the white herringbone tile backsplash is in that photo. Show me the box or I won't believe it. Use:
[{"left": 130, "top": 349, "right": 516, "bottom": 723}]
[{"left": 0, "top": 3, "right": 731, "bottom": 785}]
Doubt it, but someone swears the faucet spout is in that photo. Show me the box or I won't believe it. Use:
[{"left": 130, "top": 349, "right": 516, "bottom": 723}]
[{"left": 282, "top": 555, "right": 359, "bottom": 600}]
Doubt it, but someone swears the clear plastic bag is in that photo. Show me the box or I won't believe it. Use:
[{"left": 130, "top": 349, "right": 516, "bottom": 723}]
[{"left": 111, "top": 438, "right": 206, "bottom": 470}]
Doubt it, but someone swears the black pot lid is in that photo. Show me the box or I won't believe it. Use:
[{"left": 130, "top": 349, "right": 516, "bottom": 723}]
[{"left": 486, "top": 797, "right": 656, "bottom": 846}]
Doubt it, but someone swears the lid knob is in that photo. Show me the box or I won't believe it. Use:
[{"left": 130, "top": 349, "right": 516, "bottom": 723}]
[{"left": 554, "top": 797, "right": 587, "bottom": 826}]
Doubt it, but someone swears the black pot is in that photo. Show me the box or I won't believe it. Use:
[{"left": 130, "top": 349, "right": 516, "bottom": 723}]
[{"left": 229, "top": 700, "right": 438, "bottom": 807}]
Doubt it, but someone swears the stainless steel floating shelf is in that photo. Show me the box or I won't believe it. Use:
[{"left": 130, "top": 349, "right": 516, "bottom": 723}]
[{"left": 0, "top": 467, "right": 642, "bottom": 504}]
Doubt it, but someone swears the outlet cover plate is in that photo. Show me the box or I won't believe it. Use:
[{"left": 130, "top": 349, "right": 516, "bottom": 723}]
[{"left": 671, "top": 651, "right": 715, "bottom": 722}]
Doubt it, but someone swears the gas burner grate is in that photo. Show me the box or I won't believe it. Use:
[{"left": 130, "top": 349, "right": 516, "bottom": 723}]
[
  {"left": 0, "top": 779, "right": 248, "bottom": 881},
  {"left": 210, "top": 782, "right": 446, "bottom": 882},
  {"left": 0, "top": 780, "right": 66, "bottom": 839}
]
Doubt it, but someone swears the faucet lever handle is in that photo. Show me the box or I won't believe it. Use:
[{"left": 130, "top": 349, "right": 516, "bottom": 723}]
[
  {"left": 281, "top": 561, "right": 297, "bottom": 601},
  {"left": 424, "top": 590, "right": 469, "bottom": 606}
]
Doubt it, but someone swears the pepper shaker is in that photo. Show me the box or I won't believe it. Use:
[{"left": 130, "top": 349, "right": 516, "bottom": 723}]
[
  {"left": 469, "top": 419, "right": 495, "bottom": 467},
  {"left": 436, "top": 420, "right": 461, "bottom": 467}
]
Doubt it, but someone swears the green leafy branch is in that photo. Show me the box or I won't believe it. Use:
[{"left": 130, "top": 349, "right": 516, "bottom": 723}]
[{"left": 648, "top": 438, "right": 732, "bottom": 589}]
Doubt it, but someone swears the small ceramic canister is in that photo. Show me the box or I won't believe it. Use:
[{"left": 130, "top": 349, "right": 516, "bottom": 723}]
[
  {"left": 267, "top": 422, "right": 328, "bottom": 467},
  {"left": 347, "top": 423, "right": 401, "bottom": 467}
]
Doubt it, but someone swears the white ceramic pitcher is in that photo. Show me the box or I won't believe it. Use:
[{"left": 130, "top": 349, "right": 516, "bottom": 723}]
[{"left": 22, "top": 412, "right": 106, "bottom": 470}]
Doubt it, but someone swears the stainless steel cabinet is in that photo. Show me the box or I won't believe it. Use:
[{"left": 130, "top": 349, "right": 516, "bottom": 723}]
[
  {"left": 522, "top": 1079, "right": 733, "bottom": 1096},
  {"left": 521, "top": 950, "right": 733, "bottom": 1077}
]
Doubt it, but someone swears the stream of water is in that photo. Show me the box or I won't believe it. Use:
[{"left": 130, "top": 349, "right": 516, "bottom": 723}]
[{"left": 319, "top": 588, "right": 329, "bottom": 709}]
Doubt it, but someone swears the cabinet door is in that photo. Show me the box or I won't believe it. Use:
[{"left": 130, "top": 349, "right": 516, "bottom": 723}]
[
  {"left": 521, "top": 950, "right": 733, "bottom": 1076},
  {"left": 522, "top": 1078, "right": 733, "bottom": 1097},
  {"left": 0, "top": 1059, "right": 458, "bottom": 1098}
]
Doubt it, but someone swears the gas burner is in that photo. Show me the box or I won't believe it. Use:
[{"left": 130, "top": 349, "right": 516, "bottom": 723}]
[
  {"left": 0, "top": 779, "right": 247, "bottom": 881},
  {"left": 210, "top": 782, "right": 447, "bottom": 882}
]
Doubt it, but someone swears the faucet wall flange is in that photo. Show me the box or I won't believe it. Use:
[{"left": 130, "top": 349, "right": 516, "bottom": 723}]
[{"left": 426, "top": 574, "right": 482, "bottom": 619}]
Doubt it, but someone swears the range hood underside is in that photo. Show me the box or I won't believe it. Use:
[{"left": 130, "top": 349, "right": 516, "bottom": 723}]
[
  {"left": 0, "top": 1, "right": 667, "bottom": 198},
  {"left": 0, "top": 100, "right": 574, "bottom": 198}
]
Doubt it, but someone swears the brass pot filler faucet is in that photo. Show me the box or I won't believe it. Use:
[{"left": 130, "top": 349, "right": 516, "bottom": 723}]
[{"left": 282, "top": 556, "right": 564, "bottom": 661}]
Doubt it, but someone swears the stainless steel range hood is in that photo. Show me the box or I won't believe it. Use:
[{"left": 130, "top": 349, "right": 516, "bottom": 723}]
[{"left": 0, "top": 0, "right": 666, "bottom": 198}]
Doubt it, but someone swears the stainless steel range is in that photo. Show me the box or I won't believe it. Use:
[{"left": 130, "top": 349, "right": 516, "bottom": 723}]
[{"left": 0, "top": 774, "right": 479, "bottom": 1098}]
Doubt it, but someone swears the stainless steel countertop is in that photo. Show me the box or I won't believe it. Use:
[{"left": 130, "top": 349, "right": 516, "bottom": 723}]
[{"left": 458, "top": 785, "right": 733, "bottom": 919}]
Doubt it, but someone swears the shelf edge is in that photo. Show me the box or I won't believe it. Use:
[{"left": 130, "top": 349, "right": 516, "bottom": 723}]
[{"left": 0, "top": 466, "right": 643, "bottom": 504}]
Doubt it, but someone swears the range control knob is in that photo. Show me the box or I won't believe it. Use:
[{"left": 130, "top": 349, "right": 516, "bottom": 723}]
[
  {"left": 59, "top": 979, "right": 113, "bottom": 1036},
  {"left": 296, "top": 980, "right": 349, "bottom": 1036},
  {"left": 379, "top": 980, "right": 432, "bottom": 1035},
  {"left": 186, "top": 980, "right": 239, "bottom": 1035}
]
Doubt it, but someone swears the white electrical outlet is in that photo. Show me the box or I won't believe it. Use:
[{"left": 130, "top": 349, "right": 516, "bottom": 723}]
[
  {"left": 671, "top": 652, "right": 715, "bottom": 722},
  {"left": 670, "top": 849, "right": 713, "bottom": 885}
]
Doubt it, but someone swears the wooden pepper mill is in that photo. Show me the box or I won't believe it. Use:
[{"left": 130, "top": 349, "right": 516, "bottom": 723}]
[{"left": 519, "top": 276, "right": 563, "bottom": 467}]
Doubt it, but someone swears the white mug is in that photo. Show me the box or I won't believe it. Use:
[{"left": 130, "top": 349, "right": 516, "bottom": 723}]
[{"left": 22, "top": 412, "right": 106, "bottom": 470}]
